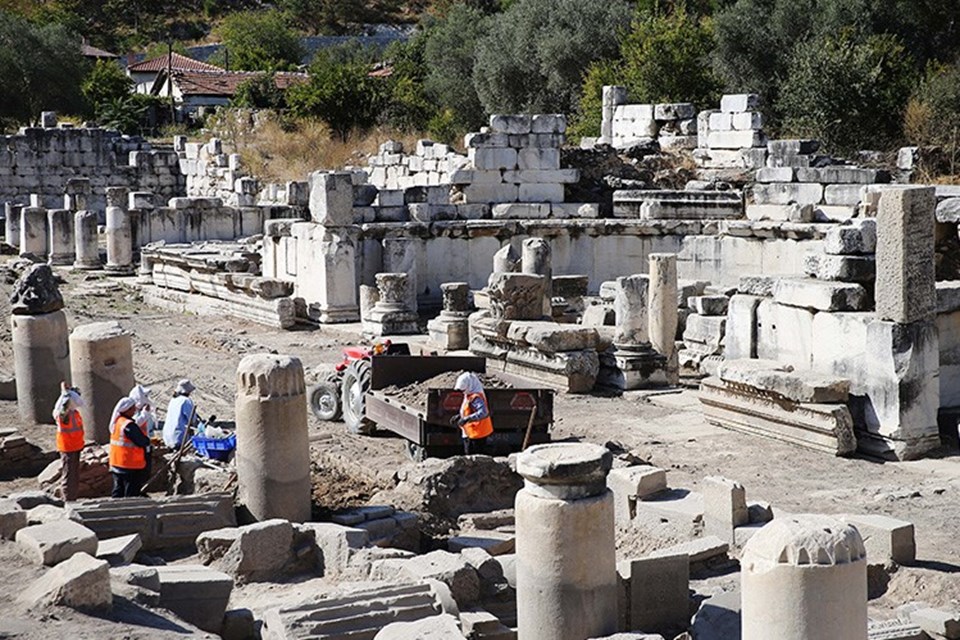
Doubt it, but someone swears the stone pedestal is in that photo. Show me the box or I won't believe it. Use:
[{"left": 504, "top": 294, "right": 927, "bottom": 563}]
[
  {"left": 69, "top": 322, "right": 135, "bottom": 445},
  {"left": 20, "top": 207, "right": 48, "bottom": 258},
  {"left": 292, "top": 222, "right": 360, "bottom": 323},
  {"left": 12, "top": 311, "right": 71, "bottom": 425},
  {"left": 136, "top": 252, "right": 154, "bottom": 284},
  {"left": 521, "top": 238, "right": 552, "bottom": 318},
  {"left": 47, "top": 209, "right": 74, "bottom": 266},
  {"left": 74, "top": 211, "right": 101, "bottom": 270},
  {"left": 363, "top": 273, "right": 418, "bottom": 336},
  {"left": 5, "top": 202, "right": 23, "bottom": 248},
  {"left": 427, "top": 282, "right": 472, "bottom": 350},
  {"left": 742, "top": 514, "right": 867, "bottom": 640},
  {"left": 105, "top": 205, "right": 133, "bottom": 274},
  {"left": 600, "top": 85, "right": 628, "bottom": 145},
  {"left": 515, "top": 443, "right": 617, "bottom": 640},
  {"left": 235, "top": 354, "right": 310, "bottom": 523},
  {"left": 648, "top": 254, "right": 679, "bottom": 386}
]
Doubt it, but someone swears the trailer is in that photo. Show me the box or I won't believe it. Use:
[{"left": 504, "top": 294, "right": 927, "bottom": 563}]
[{"left": 346, "top": 353, "right": 553, "bottom": 460}]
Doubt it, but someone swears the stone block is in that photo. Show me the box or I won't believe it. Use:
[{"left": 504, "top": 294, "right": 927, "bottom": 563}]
[
  {"left": 844, "top": 514, "right": 915, "bottom": 565},
  {"left": 773, "top": 277, "right": 867, "bottom": 312},
  {"left": 618, "top": 553, "right": 689, "bottom": 634},
  {"left": 157, "top": 565, "right": 234, "bottom": 633},
  {"left": 462, "top": 183, "right": 518, "bottom": 204},
  {"left": 489, "top": 114, "right": 532, "bottom": 135},
  {"left": 689, "top": 295, "right": 729, "bottom": 316},
  {"left": 796, "top": 167, "right": 881, "bottom": 184},
  {"left": 491, "top": 203, "right": 551, "bottom": 219},
  {"left": 738, "top": 275, "right": 776, "bottom": 297},
  {"left": 518, "top": 183, "right": 565, "bottom": 203},
  {"left": 608, "top": 466, "right": 667, "bottom": 522},
  {"left": 0, "top": 499, "right": 27, "bottom": 540},
  {"left": 16, "top": 520, "right": 98, "bottom": 566},
  {"left": 717, "top": 358, "right": 850, "bottom": 403},
  {"left": 732, "top": 111, "right": 763, "bottom": 130},
  {"left": 464, "top": 132, "right": 509, "bottom": 148},
  {"left": 876, "top": 186, "right": 936, "bottom": 324},
  {"left": 299, "top": 522, "right": 368, "bottom": 576},
  {"left": 20, "top": 552, "right": 111, "bottom": 611},
  {"left": 507, "top": 321, "right": 600, "bottom": 353},
  {"left": 936, "top": 197, "right": 960, "bottom": 223},
  {"left": 804, "top": 253, "right": 876, "bottom": 283},
  {"left": 447, "top": 531, "right": 515, "bottom": 556},
  {"left": 96, "top": 533, "right": 142, "bottom": 567},
  {"left": 659, "top": 135, "right": 698, "bottom": 150},
  {"left": 824, "top": 184, "right": 864, "bottom": 206},
  {"left": 650, "top": 535, "right": 730, "bottom": 566},
  {"left": 212, "top": 519, "right": 293, "bottom": 583},
  {"left": 745, "top": 203, "right": 814, "bottom": 223},
  {"left": 709, "top": 112, "right": 733, "bottom": 131},
  {"left": 752, "top": 182, "right": 824, "bottom": 206},
  {"left": 724, "top": 295, "right": 762, "bottom": 360},
  {"left": 375, "top": 613, "right": 464, "bottom": 640},
  {"left": 655, "top": 103, "right": 696, "bottom": 120},
  {"left": 906, "top": 608, "right": 960, "bottom": 639},
  {"left": 702, "top": 476, "right": 748, "bottom": 545},
  {"left": 551, "top": 202, "right": 600, "bottom": 218},
  {"left": 518, "top": 147, "right": 561, "bottom": 170},
  {"left": 683, "top": 314, "right": 726, "bottom": 349},
  {"left": 824, "top": 219, "right": 877, "bottom": 255},
  {"left": 721, "top": 94, "right": 761, "bottom": 113},
  {"left": 531, "top": 114, "right": 567, "bottom": 134},
  {"left": 309, "top": 171, "right": 354, "bottom": 226},
  {"left": 708, "top": 130, "right": 765, "bottom": 149},
  {"left": 756, "top": 167, "right": 794, "bottom": 183},
  {"left": 222, "top": 608, "right": 256, "bottom": 640},
  {"left": 811, "top": 312, "right": 872, "bottom": 395},
  {"left": 614, "top": 189, "right": 743, "bottom": 220},
  {"left": 391, "top": 550, "right": 480, "bottom": 606}
]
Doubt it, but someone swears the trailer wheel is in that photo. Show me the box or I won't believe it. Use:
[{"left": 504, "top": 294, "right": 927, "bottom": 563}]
[
  {"left": 405, "top": 441, "right": 427, "bottom": 462},
  {"left": 341, "top": 359, "right": 375, "bottom": 435},
  {"left": 308, "top": 382, "right": 342, "bottom": 422}
]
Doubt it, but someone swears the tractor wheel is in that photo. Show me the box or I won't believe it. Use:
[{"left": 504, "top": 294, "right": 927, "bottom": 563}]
[
  {"left": 308, "top": 381, "right": 342, "bottom": 422},
  {"left": 341, "top": 359, "right": 375, "bottom": 435}
]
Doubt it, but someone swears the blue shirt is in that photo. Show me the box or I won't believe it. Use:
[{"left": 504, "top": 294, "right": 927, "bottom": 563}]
[{"left": 162, "top": 395, "right": 194, "bottom": 448}]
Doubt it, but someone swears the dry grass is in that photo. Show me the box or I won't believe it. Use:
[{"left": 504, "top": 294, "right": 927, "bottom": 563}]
[{"left": 206, "top": 110, "right": 430, "bottom": 183}]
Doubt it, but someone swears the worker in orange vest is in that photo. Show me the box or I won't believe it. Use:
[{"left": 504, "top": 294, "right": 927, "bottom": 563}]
[
  {"left": 52, "top": 382, "right": 85, "bottom": 501},
  {"left": 451, "top": 372, "right": 494, "bottom": 455},
  {"left": 108, "top": 397, "right": 151, "bottom": 498}
]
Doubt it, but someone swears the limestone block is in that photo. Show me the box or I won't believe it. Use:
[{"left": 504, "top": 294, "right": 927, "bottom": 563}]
[
  {"left": 796, "top": 167, "right": 881, "bottom": 184},
  {"left": 767, "top": 139, "right": 819, "bottom": 157},
  {"left": 758, "top": 301, "right": 816, "bottom": 369},
  {"left": 903, "top": 607, "right": 960, "bottom": 639},
  {"left": 608, "top": 466, "right": 667, "bottom": 522},
  {"left": 551, "top": 202, "right": 600, "bottom": 218},
  {"left": 844, "top": 514, "right": 915, "bottom": 565},
  {"left": 518, "top": 183, "right": 565, "bottom": 203},
  {"left": 309, "top": 171, "right": 354, "bottom": 226},
  {"left": 752, "top": 182, "right": 824, "bottom": 206},
  {"left": 488, "top": 272, "right": 546, "bottom": 321},
  {"left": 618, "top": 554, "right": 689, "bottom": 633},
  {"left": 724, "top": 295, "right": 762, "bottom": 360},
  {"left": 717, "top": 359, "right": 850, "bottom": 403},
  {"left": 814, "top": 204, "right": 858, "bottom": 222},
  {"left": 863, "top": 319, "right": 940, "bottom": 459},
  {"left": 824, "top": 219, "right": 877, "bottom": 255},
  {"left": 213, "top": 519, "right": 293, "bottom": 583},
  {"left": 876, "top": 186, "right": 936, "bottom": 324},
  {"left": 16, "top": 520, "right": 98, "bottom": 566},
  {"left": 462, "top": 183, "right": 518, "bottom": 204},
  {"left": 518, "top": 147, "right": 561, "bottom": 170},
  {"left": 507, "top": 321, "right": 600, "bottom": 353},
  {"left": 96, "top": 533, "right": 142, "bottom": 567},
  {"left": 721, "top": 94, "right": 761, "bottom": 113},
  {"left": 936, "top": 197, "right": 960, "bottom": 223},
  {"left": 374, "top": 614, "right": 464, "bottom": 640},
  {"left": 709, "top": 112, "right": 733, "bottom": 131},
  {"left": 447, "top": 531, "right": 515, "bottom": 556},
  {"left": 658, "top": 135, "right": 698, "bottom": 150},
  {"left": 732, "top": 111, "right": 763, "bottom": 130},
  {"left": 811, "top": 312, "right": 872, "bottom": 396},
  {"left": 20, "top": 552, "right": 111, "bottom": 611},
  {"left": 688, "top": 295, "right": 728, "bottom": 316},
  {"left": 0, "top": 499, "right": 27, "bottom": 540},
  {"left": 157, "top": 565, "right": 234, "bottom": 634},
  {"left": 532, "top": 114, "right": 567, "bottom": 134},
  {"left": 773, "top": 277, "right": 867, "bottom": 312},
  {"left": 708, "top": 130, "right": 765, "bottom": 149},
  {"left": 393, "top": 550, "right": 480, "bottom": 606},
  {"left": 756, "top": 167, "right": 794, "bottom": 183},
  {"left": 654, "top": 103, "right": 696, "bottom": 121},
  {"left": 298, "top": 522, "right": 368, "bottom": 577},
  {"left": 615, "top": 275, "right": 650, "bottom": 346},
  {"left": 738, "top": 275, "right": 776, "bottom": 297},
  {"left": 702, "top": 476, "right": 748, "bottom": 544},
  {"left": 489, "top": 114, "right": 532, "bottom": 134},
  {"left": 824, "top": 184, "right": 864, "bottom": 206},
  {"left": 745, "top": 203, "right": 814, "bottom": 223},
  {"left": 804, "top": 253, "right": 876, "bottom": 283}
]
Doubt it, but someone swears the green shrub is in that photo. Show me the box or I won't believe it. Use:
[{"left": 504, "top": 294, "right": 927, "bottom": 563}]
[
  {"left": 905, "top": 62, "right": 960, "bottom": 149},
  {"left": 215, "top": 9, "right": 304, "bottom": 72}
]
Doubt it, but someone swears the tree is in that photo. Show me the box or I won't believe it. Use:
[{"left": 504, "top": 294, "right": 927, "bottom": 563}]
[
  {"left": 232, "top": 73, "right": 287, "bottom": 110},
  {"left": 215, "top": 9, "right": 304, "bottom": 72},
  {"left": 905, "top": 62, "right": 960, "bottom": 150},
  {"left": 776, "top": 32, "right": 914, "bottom": 154},
  {"left": 423, "top": 4, "right": 490, "bottom": 131},
  {"left": 286, "top": 49, "right": 384, "bottom": 140},
  {"left": 569, "top": 60, "right": 621, "bottom": 139},
  {"left": 0, "top": 10, "right": 87, "bottom": 127},
  {"left": 381, "top": 35, "right": 435, "bottom": 133},
  {"left": 472, "top": 0, "right": 632, "bottom": 115},
  {"left": 82, "top": 59, "right": 133, "bottom": 114}
]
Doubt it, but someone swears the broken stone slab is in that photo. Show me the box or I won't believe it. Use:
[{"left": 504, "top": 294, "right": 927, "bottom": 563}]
[
  {"left": 699, "top": 377, "right": 857, "bottom": 456},
  {"left": 96, "top": 533, "right": 142, "bottom": 567},
  {"left": 374, "top": 613, "right": 465, "bottom": 639},
  {"left": 156, "top": 565, "right": 234, "bottom": 634},
  {"left": 607, "top": 466, "right": 667, "bottom": 500},
  {"left": 804, "top": 252, "right": 876, "bottom": 283},
  {"left": 724, "top": 295, "right": 762, "bottom": 360},
  {"left": 212, "top": 519, "right": 294, "bottom": 583},
  {"left": 745, "top": 203, "right": 814, "bottom": 223},
  {"left": 683, "top": 315, "right": 726, "bottom": 349},
  {"left": 618, "top": 552, "right": 689, "bottom": 635},
  {"left": 613, "top": 189, "right": 743, "bottom": 220},
  {"left": 0, "top": 499, "right": 27, "bottom": 540},
  {"left": 773, "top": 277, "right": 867, "bottom": 312},
  {"left": 688, "top": 295, "right": 729, "bottom": 316},
  {"left": 717, "top": 358, "right": 850, "bottom": 403},
  {"left": 844, "top": 514, "right": 916, "bottom": 565},
  {"left": 702, "top": 476, "right": 748, "bottom": 545},
  {"left": 26, "top": 504, "right": 68, "bottom": 526},
  {"left": 867, "top": 618, "right": 927, "bottom": 640},
  {"left": 16, "top": 520, "right": 98, "bottom": 566},
  {"left": 903, "top": 607, "right": 960, "bottom": 639},
  {"left": 460, "top": 609, "right": 513, "bottom": 638},
  {"left": 796, "top": 166, "right": 883, "bottom": 184},
  {"left": 9, "top": 264, "right": 64, "bottom": 315},
  {"left": 375, "top": 550, "right": 481, "bottom": 607},
  {"left": 447, "top": 531, "right": 515, "bottom": 556},
  {"left": 20, "top": 552, "right": 111, "bottom": 612},
  {"left": 505, "top": 321, "right": 600, "bottom": 353},
  {"left": 936, "top": 197, "right": 960, "bottom": 223},
  {"left": 297, "top": 522, "right": 370, "bottom": 578},
  {"left": 738, "top": 275, "right": 776, "bottom": 297}
]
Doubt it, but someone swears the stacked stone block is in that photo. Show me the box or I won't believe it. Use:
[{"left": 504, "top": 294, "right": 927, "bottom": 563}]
[
  {"left": 600, "top": 87, "right": 698, "bottom": 150},
  {"left": 366, "top": 139, "right": 465, "bottom": 191},
  {"left": 679, "top": 291, "right": 730, "bottom": 374},
  {"left": 452, "top": 114, "right": 578, "bottom": 207},
  {"left": 177, "top": 137, "right": 259, "bottom": 207},
  {"left": 695, "top": 94, "right": 768, "bottom": 171}
]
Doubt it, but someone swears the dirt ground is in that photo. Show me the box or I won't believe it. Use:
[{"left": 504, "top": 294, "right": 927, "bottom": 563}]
[{"left": 1, "top": 269, "right": 959, "bottom": 634}]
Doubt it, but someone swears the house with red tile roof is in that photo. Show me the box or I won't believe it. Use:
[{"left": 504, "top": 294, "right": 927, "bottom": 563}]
[
  {"left": 127, "top": 52, "right": 225, "bottom": 94},
  {"left": 150, "top": 69, "right": 308, "bottom": 116}
]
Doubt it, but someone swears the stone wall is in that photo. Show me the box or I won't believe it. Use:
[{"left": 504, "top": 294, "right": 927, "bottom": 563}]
[{"left": 0, "top": 120, "right": 184, "bottom": 211}]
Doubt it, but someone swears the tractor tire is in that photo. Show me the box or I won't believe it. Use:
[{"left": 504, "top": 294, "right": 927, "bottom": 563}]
[
  {"left": 341, "top": 359, "right": 375, "bottom": 435},
  {"left": 308, "top": 381, "right": 342, "bottom": 422}
]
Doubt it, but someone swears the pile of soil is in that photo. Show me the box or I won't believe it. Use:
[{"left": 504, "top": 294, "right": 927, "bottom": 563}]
[{"left": 380, "top": 371, "right": 512, "bottom": 408}]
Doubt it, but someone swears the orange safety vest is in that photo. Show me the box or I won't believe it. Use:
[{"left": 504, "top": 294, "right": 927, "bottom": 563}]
[
  {"left": 461, "top": 392, "right": 494, "bottom": 440},
  {"left": 56, "top": 411, "right": 85, "bottom": 453},
  {"left": 109, "top": 415, "right": 147, "bottom": 470}
]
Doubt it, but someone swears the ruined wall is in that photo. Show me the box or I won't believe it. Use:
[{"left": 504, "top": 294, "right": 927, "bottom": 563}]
[{"left": 0, "top": 122, "right": 185, "bottom": 211}]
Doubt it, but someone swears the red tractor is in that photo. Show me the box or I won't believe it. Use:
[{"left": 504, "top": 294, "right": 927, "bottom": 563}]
[{"left": 307, "top": 341, "right": 410, "bottom": 433}]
